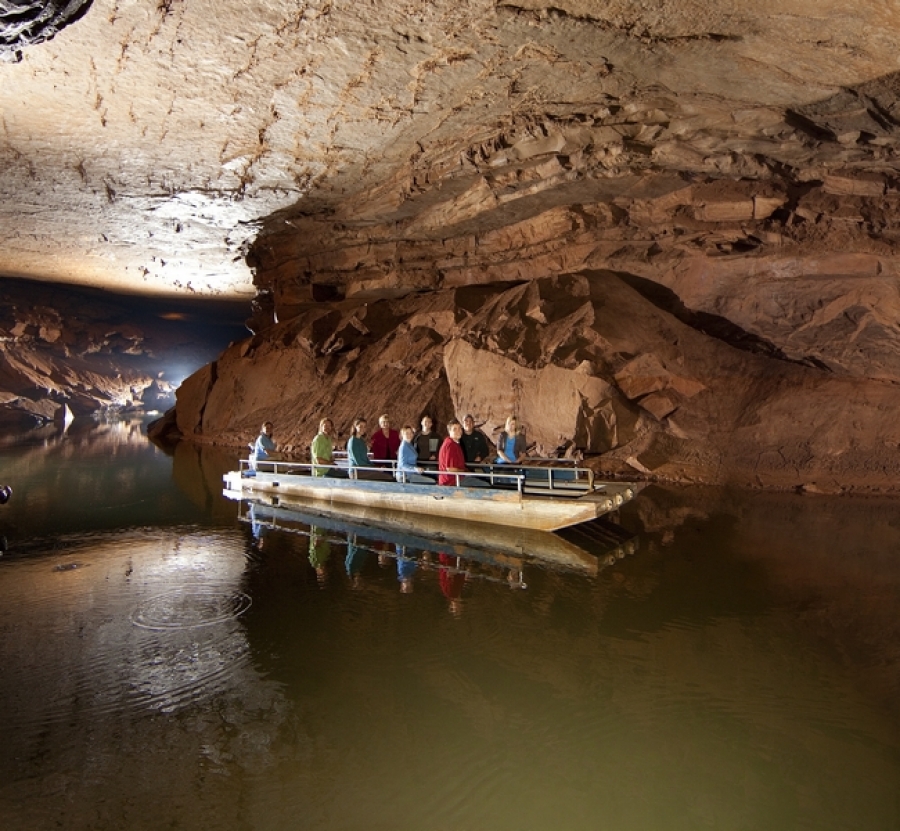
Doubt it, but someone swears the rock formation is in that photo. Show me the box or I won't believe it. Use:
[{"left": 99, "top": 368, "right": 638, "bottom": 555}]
[
  {"left": 8, "top": 1, "right": 900, "bottom": 489},
  {"left": 0, "top": 0, "right": 93, "bottom": 63},
  {"left": 0, "top": 279, "right": 246, "bottom": 428},
  {"left": 169, "top": 271, "right": 900, "bottom": 493}
]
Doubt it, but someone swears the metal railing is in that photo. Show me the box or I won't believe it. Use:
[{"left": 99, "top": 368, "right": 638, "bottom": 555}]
[{"left": 239, "top": 456, "right": 597, "bottom": 496}]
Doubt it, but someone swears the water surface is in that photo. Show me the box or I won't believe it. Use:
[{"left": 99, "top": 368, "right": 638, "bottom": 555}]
[{"left": 0, "top": 421, "right": 897, "bottom": 830}]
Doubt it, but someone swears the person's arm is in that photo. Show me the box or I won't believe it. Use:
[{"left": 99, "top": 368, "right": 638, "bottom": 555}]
[{"left": 516, "top": 433, "right": 528, "bottom": 459}]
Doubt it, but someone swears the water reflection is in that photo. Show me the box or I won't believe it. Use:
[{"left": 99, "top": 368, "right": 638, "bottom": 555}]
[
  {"left": 233, "top": 497, "right": 628, "bottom": 613},
  {"left": 0, "top": 428, "right": 898, "bottom": 831},
  {"left": 0, "top": 416, "right": 239, "bottom": 547}
]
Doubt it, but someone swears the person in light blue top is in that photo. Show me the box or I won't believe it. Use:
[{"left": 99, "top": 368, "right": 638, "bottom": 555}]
[
  {"left": 396, "top": 425, "right": 434, "bottom": 484},
  {"left": 249, "top": 421, "right": 277, "bottom": 471},
  {"left": 495, "top": 415, "right": 527, "bottom": 464}
]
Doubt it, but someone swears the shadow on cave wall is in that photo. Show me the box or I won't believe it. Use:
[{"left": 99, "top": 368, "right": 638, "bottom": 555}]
[{"left": 614, "top": 271, "right": 830, "bottom": 370}]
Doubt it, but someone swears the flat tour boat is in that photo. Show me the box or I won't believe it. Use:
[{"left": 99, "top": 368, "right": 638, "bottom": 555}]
[{"left": 223, "top": 458, "right": 638, "bottom": 532}]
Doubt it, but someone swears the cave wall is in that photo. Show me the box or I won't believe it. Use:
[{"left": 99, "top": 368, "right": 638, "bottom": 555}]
[
  {"left": 173, "top": 272, "right": 900, "bottom": 493},
  {"left": 7, "top": 2, "right": 900, "bottom": 488}
]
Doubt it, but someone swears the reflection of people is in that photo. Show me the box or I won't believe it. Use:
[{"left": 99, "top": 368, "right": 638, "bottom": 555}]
[
  {"left": 439, "top": 553, "right": 467, "bottom": 615},
  {"left": 460, "top": 414, "right": 490, "bottom": 465},
  {"left": 249, "top": 502, "right": 269, "bottom": 549},
  {"left": 396, "top": 425, "right": 434, "bottom": 484},
  {"left": 413, "top": 415, "right": 440, "bottom": 464},
  {"left": 396, "top": 545, "right": 417, "bottom": 593},
  {"left": 370, "top": 414, "right": 401, "bottom": 465},
  {"left": 438, "top": 419, "right": 487, "bottom": 487},
  {"left": 495, "top": 416, "right": 527, "bottom": 464},
  {"left": 345, "top": 533, "right": 370, "bottom": 588},
  {"left": 311, "top": 418, "right": 346, "bottom": 477},
  {"left": 250, "top": 421, "right": 277, "bottom": 471},
  {"left": 309, "top": 525, "right": 331, "bottom": 584}
]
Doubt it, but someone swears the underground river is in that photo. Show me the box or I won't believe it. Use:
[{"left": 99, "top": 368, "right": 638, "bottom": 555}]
[{"left": 0, "top": 419, "right": 897, "bottom": 830}]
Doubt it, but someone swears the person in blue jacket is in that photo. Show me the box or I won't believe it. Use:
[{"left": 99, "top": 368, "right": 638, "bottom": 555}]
[
  {"left": 249, "top": 421, "right": 277, "bottom": 471},
  {"left": 396, "top": 425, "right": 435, "bottom": 484},
  {"left": 495, "top": 416, "right": 527, "bottom": 464},
  {"left": 348, "top": 418, "right": 391, "bottom": 481}
]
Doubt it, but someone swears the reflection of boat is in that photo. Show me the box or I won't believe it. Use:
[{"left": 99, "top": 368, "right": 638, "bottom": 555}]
[
  {"left": 223, "top": 460, "right": 637, "bottom": 532},
  {"left": 234, "top": 494, "right": 636, "bottom": 575}
]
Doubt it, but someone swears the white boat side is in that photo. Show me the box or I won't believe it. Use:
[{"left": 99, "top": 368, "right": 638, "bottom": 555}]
[{"left": 223, "top": 461, "right": 637, "bottom": 532}]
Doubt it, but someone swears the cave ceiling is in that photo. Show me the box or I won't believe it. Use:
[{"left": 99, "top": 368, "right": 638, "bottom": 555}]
[{"left": 2, "top": 0, "right": 900, "bottom": 300}]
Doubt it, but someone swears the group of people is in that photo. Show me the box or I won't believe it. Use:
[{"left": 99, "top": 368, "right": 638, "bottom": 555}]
[{"left": 249, "top": 412, "right": 528, "bottom": 487}]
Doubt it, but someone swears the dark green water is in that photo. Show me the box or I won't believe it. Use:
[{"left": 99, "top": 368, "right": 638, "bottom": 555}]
[{"left": 0, "top": 420, "right": 897, "bottom": 830}]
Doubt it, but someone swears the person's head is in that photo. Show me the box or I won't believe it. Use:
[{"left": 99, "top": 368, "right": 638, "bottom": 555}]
[
  {"left": 447, "top": 418, "right": 463, "bottom": 441},
  {"left": 352, "top": 418, "right": 367, "bottom": 437},
  {"left": 420, "top": 415, "right": 433, "bottom": 433},
  {"left": 261, "top": 421, "right": 273, "bottom": 435},
  {"left": 400, "top": 425, "right": 415, "bottom": 442},
  {"left": 463, "top": 414, "right": 475, "bottom": 433},
  {"left": 504, "top": 415, "right": 518, "bottom": 434},
  {"left": 378, "top": 414, "right": 391, "bottom": 432},
  {"left": 319, "top": 417, "right": 334, "bottom": 435}
]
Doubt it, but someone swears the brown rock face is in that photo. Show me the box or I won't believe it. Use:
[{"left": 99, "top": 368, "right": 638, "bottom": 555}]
[
  {"left": 7, "top": 2, "right": 900, "bottom": 488},
  {"left": 175, "top": 273, "right": 900, "bottom": 493}
]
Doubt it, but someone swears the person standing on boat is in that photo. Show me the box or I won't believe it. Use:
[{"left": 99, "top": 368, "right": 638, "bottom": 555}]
[
  {"left": 413, "top": 415, "right": 441, "bottom": 465},
  {"left": 438, "top": 419, "right": 488, "bottom": 487},
  {"left": 370, "top": 413, "right": 401, "bottom": 466},
  {"left": 347, "top": 418, "right": 392, "bottom": 481},
  {"left": 249, "top": 421, "right": 277, "bottom": 471},
  {"left": 460, "top": 414, "right": 491, "bottom": 465},
  {"left": 495, "top": 416, "right": 528, "bottom": 464},
  {"left": 397, "top": 425, "right": 435, "bottom": 484},
  {"left": 311, "top": 417, "right": 346, "bottom": 477}
]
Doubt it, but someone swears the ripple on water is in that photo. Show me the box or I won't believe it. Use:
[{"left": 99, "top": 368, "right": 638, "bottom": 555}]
[{"left": 131, "top": 587, "right": 252, "bottom": 630}]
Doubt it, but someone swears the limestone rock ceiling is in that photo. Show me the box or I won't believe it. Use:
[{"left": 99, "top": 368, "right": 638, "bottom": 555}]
[{"left": 3, "top": 0, "right": 900, "bottom": 301}]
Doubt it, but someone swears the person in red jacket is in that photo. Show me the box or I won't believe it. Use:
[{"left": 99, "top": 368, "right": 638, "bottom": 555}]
[
  {"left": 438, "top": 419, "right": 487, "bottom": 487},
  {"left": 369, "top": 413, "right": 400, "bottom": 465}
]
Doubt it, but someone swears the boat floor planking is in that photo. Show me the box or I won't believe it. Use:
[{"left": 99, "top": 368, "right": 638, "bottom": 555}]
[
  {"left": 222, "top": 469, "right": 636, "bottom": 532},
  {"left": 238, "top": 497, "right": 608, "bottom": 575}
]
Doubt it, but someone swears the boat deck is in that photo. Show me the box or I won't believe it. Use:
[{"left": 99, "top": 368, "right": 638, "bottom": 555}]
[{"left": 224, "top": 459, "right": 637, "bottom": 532}]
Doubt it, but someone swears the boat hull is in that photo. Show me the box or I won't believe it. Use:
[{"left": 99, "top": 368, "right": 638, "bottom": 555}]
[
  {"left": 223, "top": 469, "right": 636, "bottom": 532},
  {"left": 239, "top": 497, "right": 611, "bottom": 574}
]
